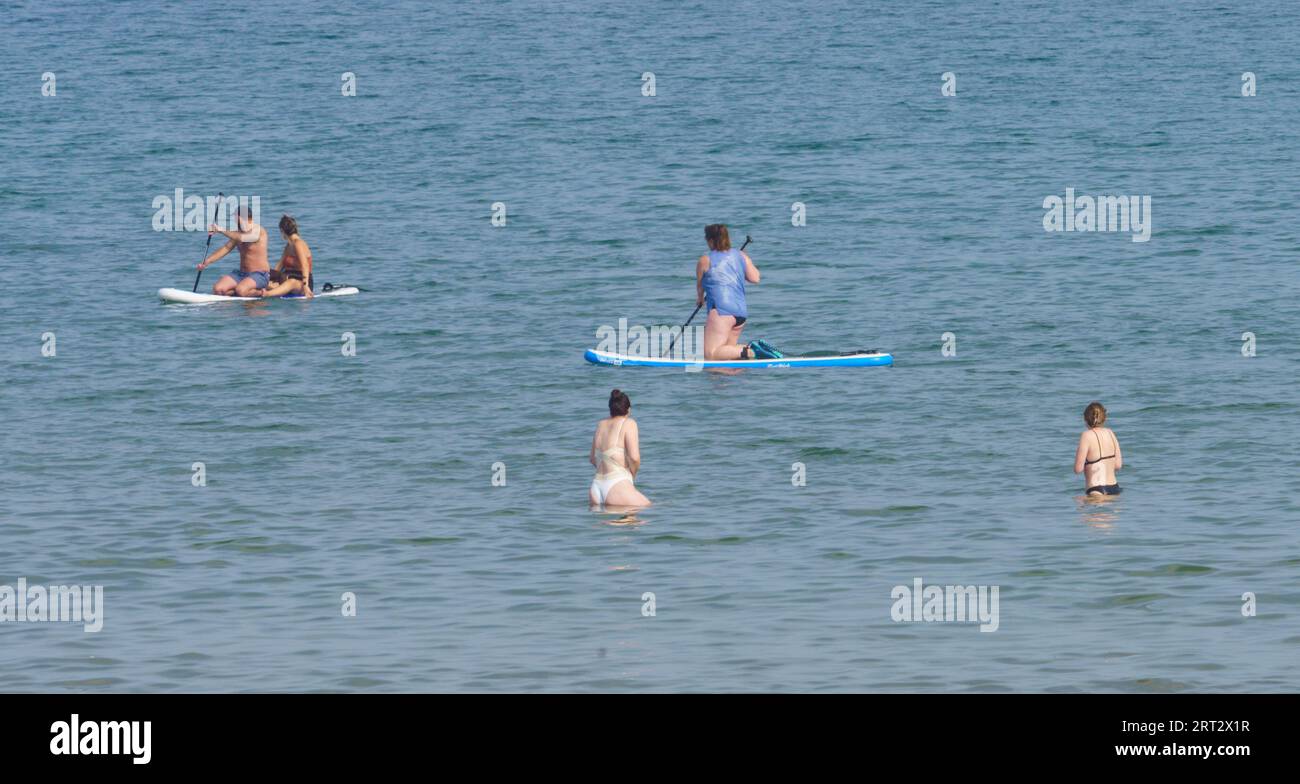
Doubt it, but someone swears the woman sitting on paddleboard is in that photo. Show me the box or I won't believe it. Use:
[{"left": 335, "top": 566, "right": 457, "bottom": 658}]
[
  {"left": 696, "top": 224, "right": 760, "bottom": 360},
  {"left": 262, "top": 215, "right": 314, "bottom": 298},
  {"left": 1073, "top": 401, "right": 1123, "bottom": 496},
  {"left": 589, "top": 389, "right": 651, "bottom": 509}
]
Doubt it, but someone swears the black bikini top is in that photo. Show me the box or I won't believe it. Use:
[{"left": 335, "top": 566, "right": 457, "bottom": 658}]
[{"left": 1085, "top": 429, "right": 1115, "bottom": 465}]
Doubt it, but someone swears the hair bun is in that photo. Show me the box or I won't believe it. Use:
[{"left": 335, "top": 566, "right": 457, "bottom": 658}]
[{"left": 608, "top": 388, "right": 631, "bottom": 417}]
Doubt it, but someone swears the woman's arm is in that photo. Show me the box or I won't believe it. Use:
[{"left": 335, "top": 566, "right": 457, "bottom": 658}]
[
  {"left": 1113, "top": 432, "right": 1123, "bottom": 470},
  {"left": 625, "top": 419, "right": 641, "bottom": 477},
  {"left": 1073, "top": 432, "right": 1089, "bottom": 474},
  {"left": 589, "top": 428, "right": 598, "bottom": 467},
  {"left": 742, "top": 252, "right": 760, "bottom": 283},
  {"left": 294, "top": 238, "right": 313, "bottom": 297},
  {"left": 294, "top": 239, "right": 311, "bottom": 277},
  {"left": 695, "top": 256, "right": 708, "bottom": 306}
]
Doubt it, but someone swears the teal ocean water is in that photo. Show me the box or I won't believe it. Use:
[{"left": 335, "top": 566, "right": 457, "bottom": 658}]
[{"left": 2, "top": 1, "right": 1298, "bottom": 691}]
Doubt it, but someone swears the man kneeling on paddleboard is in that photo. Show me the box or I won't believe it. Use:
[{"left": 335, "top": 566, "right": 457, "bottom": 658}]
[
  {"left": 696, "top": 224, "right": 761, "bottom": 360},
  {"left": 198, "top": 205, "right": 270, "bottom": 297}
]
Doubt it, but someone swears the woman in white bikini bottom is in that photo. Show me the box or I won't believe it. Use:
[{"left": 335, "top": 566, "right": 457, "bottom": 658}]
[{"left": 589, "top": 389, "right": 651, "bottom": 509}]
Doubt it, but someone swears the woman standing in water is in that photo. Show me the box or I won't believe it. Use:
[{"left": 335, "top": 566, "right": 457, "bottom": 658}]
[
  {"left": 1074, "top": 401, "right": 1123, "bottom": 495},
  {"left": 589, "top": 389, "right": 651, "bottom": 509},
  {"left": 696, "top": 224, "right": 760, "bottom": 360}
]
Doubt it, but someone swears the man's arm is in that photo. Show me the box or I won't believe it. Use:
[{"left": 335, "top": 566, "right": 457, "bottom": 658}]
[
  {"left": 209, "top": 224, "right": 261, "bottom": 243},
  {"left": 198, "top": 237, "right": 238, "bottom": 269}
]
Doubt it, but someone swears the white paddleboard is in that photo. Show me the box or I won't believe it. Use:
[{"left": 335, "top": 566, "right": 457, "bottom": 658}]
[{"left": 158, "top": 287, "right": 359, "bottom": 304}]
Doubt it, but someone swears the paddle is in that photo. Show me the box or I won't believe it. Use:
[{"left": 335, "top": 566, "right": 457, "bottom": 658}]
[
  {"left": 663, "top": 234, "right": 751, "bottom": 357},
  {"left": 193, "top": 192, "right": 223, "bottom": 292}
]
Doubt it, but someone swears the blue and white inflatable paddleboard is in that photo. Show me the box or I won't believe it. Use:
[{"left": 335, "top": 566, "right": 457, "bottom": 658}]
[{"left": 583, "top": 348, "right": 893, "bottom": 369}]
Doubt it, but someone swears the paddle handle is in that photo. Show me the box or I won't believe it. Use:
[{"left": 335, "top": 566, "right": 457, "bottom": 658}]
[{"left": 194, "top": 192, "right": 222, "bottom": 292}]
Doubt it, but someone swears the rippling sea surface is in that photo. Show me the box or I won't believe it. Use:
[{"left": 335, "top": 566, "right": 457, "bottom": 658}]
[{"left": 2, "top": 1, "right": 1298, "bottom": 692}]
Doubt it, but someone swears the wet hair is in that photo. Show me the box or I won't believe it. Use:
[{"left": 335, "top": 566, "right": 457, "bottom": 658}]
[
  {"left": 704, "top": 224, "right": 731, "bottom": 251},
  {"left": 269, "top": 269, "right": 286, "bottom": 284},
  {"left": 1083, "top": 401, "right": 1107, "bottom": 428},
  {"left": 609, "top": 388, "right": 630, "bottom": 417},
  {"left": 279, "top": 214, "right": 299, "bottom": 237},
  {"left": 237, "top": 204, "right": 254, "bottom": 220}
]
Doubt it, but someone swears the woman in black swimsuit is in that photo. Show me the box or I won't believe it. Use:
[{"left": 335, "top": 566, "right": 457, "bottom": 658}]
[{"left": 1073, "top": 401, "right": 1123, "bottom": 495}]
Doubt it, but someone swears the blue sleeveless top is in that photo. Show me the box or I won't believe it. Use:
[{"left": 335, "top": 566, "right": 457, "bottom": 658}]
[{"left": 702, "top": 249, "right": 748, "bottom": 318}]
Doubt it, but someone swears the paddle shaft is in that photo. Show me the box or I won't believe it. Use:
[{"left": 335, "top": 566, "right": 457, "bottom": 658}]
[
  {"left": 193, "top": 193, "right": 223, "bottom": 292},
  {"left": 663, "top": 234, "right": 750, "bottom": 357}
]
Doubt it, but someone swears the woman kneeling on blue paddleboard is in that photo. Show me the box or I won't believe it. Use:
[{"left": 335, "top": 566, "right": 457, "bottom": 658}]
[
  {"left": 1073, "top": 401, "right": 1123, "bottom": 496},
  {"left": 589, "top": 389, "right": 651, "bottom": 509},
  {"left": 696, "top": 224, "right": 760, "bottom": 360}
]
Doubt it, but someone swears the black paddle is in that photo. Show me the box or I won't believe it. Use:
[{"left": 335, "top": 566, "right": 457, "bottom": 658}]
[
  {"left": 663, "top": 234, "right": 751, "bottom": 358},
  {"left": 193, "top": 192, "right": 223, "bottom": 292}
]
